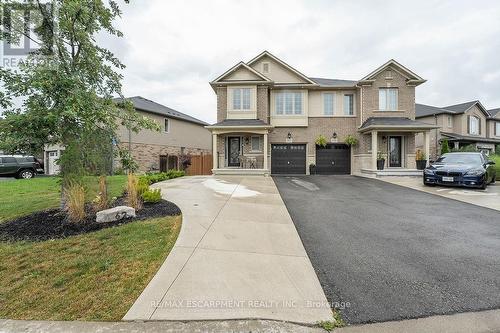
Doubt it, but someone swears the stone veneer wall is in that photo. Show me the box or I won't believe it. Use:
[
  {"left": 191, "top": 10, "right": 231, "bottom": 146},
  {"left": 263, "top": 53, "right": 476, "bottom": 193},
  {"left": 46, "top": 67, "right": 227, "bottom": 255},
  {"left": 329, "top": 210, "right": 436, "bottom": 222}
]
[{"left": 118, "top": 142, "right": 211, "bottom": 172}]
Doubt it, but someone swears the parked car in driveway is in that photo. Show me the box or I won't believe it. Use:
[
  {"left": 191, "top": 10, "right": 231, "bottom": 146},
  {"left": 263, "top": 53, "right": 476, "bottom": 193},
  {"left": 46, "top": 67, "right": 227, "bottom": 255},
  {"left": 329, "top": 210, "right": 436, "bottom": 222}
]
[
  {"left": 424, "top": 152, "right": 496, "bottom": 189},
  {"left": 0, "top": 155, "right": 42, "bottom": 179}
]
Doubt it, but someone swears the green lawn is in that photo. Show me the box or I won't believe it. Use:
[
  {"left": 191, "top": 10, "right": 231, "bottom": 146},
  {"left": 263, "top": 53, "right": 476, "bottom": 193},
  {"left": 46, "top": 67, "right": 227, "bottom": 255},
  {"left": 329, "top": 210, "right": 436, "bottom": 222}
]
[
  {"left": 0, "top": 175, "right": 127, "bottom": 223},
  {"left": 0, "top": 174, "right": 182, "bottom": 320},
  {"left": 0, "top": 216, "right": 180, "bottom": 320}
]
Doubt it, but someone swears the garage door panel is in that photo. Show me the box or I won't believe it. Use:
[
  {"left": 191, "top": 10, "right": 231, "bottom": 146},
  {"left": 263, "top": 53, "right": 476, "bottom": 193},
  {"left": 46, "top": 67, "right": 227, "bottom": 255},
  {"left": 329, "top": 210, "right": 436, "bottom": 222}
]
[
  {"left": 271, "top": 144, "right": 306, "bottom": 174},
  {"left": 316, "top": 144, "right": 350, "bottom": 174}
]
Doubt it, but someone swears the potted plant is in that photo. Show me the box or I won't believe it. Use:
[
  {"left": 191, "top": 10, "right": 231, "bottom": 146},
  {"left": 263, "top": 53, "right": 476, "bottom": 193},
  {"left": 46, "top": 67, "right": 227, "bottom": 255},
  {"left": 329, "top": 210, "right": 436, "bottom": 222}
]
[
  {"left": 309, "top": 163, "right": 316, "bottom": 175},
  {"left": 416, "top": 149, "right": 427, "bottom": 170},
  {"left": 344, "top": 134, "right": 358, "bottom": 146},
  {"left": 377, "top": 151, "right": 386, "bottom": 170},
  {"left": 315, "top": 135, "right": 328, "bottom": 148}
]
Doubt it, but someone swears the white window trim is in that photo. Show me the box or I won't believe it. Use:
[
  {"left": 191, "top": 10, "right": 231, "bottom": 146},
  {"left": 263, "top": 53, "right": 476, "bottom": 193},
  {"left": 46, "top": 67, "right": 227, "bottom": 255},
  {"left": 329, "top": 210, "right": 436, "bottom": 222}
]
[
  {"left": 322, "top": 92, "right": 335, "bottom": 116},
  {"left": 164, "top": 118, "right": 170, "bottom": 133},
  {"left": 469, "top": 116, "right": 479, "bottom": 135},
  {"left": 378, "top": 87, "right": 398, "bottom": 111},
  {"left": 227, "top": 86, "right": 257, "bottom": 113},
  {"left": 250, "top": 136, "right": 262, "bottom": 152},
  {"left": 343, "top": 94, "right": 355, "bottom": 116},
  {"left": 272, "top": 90, "right": 306, "bottom": 116}
]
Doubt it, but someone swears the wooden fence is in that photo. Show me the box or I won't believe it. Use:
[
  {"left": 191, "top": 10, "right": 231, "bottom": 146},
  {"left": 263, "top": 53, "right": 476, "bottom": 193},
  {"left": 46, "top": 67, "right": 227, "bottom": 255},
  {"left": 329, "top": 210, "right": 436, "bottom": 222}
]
[{"left": 186, "top": 154, "right": 213, "bottom": 176}]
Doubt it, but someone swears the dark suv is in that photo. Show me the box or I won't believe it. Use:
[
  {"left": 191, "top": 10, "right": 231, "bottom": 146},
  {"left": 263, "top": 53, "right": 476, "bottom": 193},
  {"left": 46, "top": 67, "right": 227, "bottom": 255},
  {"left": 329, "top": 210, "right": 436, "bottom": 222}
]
[{"left": 0, "top": 155, "right": 43, "bottom": 179}]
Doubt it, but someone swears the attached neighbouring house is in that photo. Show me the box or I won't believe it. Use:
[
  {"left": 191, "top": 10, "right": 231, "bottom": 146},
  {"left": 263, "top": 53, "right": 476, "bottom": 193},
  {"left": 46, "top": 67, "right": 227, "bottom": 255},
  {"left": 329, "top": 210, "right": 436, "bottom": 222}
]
[
  {"left": 207, "top": 51, "right": 437, "bottom": 176},
  {"left": 415, "top": 101, "right": 500, "bottom": 158},
  {"left": 44, "top": 96, "right": 212, "bottom": 175}
]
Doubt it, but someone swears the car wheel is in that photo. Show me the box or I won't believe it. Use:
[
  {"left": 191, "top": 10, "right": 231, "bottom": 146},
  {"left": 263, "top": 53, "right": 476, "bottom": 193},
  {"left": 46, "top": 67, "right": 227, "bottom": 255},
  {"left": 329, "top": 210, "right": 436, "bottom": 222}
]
[
  {"left": 491, "top": 176, "right": 496, "bottom": 184},
  {"left": 17, "top": 169, "right": 34, "bottom": 179},
  {"left": 479, "top": 180, "right": 487, "bottom": 190}
]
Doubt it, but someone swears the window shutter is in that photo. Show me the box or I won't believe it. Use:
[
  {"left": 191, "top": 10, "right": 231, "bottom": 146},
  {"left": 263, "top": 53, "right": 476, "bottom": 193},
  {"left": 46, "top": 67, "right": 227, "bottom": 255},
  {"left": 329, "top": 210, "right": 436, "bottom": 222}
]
[{"left": 467, "top": 115, "right": 470, "bottom": 134}]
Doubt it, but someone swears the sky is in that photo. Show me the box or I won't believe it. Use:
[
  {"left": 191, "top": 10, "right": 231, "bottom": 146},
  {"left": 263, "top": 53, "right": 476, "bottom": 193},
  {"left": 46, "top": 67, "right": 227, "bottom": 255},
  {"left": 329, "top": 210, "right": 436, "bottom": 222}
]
[{"left": 4, "top": 0, "right": 500, "bottom": 123}]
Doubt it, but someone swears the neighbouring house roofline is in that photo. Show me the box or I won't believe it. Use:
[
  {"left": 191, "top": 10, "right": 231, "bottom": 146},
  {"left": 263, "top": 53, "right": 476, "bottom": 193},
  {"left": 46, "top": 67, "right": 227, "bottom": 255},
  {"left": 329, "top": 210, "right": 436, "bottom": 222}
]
[
  {"left": 488, "top": 108, "right": 500, "bottom": 118},
  {"left": 246, "top": 50, "right": 318, "bottom": 85},
  {"left": 415, "top": 103, "right": 457, "bottom": 118},
  {"left": 358, "top": 59, "right": 426, "bottom": 87},
  {"left": 113, "top": 96, "right": 208, "bottom": 126},
  {"left": 440, "top": 131, "right": 500, "bottom": 144},
  {"left": 442, "top": 100, "right": 489, "bottom": 118},
  {"left": 358, "top": 117, "right": 438, "bottom": 133}
]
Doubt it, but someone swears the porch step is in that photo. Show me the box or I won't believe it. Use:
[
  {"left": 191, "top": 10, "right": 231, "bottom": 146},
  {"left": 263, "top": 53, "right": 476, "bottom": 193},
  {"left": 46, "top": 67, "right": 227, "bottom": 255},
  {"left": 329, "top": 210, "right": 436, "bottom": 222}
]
[
  {"left": 212, "top": 168, "right": 270, "bottom": 176},
  {"left": 360, "top": 168, "right": 423, "bottom": 178}
]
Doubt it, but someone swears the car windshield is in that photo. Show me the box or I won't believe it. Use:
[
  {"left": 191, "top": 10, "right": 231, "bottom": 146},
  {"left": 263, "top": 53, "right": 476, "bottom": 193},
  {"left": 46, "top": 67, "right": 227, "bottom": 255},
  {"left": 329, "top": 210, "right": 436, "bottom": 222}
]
[{"left": 435, "top": 154, "right": 482, "bottom": 165}]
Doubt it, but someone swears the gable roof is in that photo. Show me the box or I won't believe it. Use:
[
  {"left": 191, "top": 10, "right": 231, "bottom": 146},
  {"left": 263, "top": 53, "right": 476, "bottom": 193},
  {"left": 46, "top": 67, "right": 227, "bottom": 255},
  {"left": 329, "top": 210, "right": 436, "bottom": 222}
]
[
  {"left": 246, "top": 51, "right": 317, "bottom": 85},
  {"left": 358, "top": 59, "right": 426, "bottom": 86},
  {"left": 488, "top": 108, "right": 500, "bottom": 117},
  {"left": 443, "top": 100, "right": 489, "bottom": 117},
  {"left": 309, "top": 77, "right": 357, "bottom": 88},
  {"left": 113, "top": 96, "right": 208, "bottom": 126},
  {"left": 358, "top": 117, "right": 438, "bottom": 132},
  {"left": 211, "top": 61, "right": 272, "bottom": 84},
  {"left": 415, "top": 103, "right": 456, "bottom": 118}
]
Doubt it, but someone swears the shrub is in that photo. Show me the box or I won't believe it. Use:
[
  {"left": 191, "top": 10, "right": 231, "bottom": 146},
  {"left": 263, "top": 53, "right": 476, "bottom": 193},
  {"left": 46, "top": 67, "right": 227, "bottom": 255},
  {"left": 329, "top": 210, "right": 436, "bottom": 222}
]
[
  {"left": 496, "top": 145, "right": 500, "bottom": 155},
  {"left": 344, "top": 134, "right": 358, "bottom": 146},
  {"left": 452, "top": 144, "right": 476, "bottom": 152},
  {"left": 142, "top": 188, "right": 162, "bottom": 203},
  {"left": 65, "top": 182, "right": 85, "bottom": 222},
  {"left": 139, "top": 170, "right": 185, "bottom": 186},
  {"left": 416, "top": 149, "right": 426, "bottom": 161},
  {"left": 137, "top": 177, "right": 150, "bottom": 197},
  {"left": 377, "top": 151, "right": 386, "bottom": 160},
  {"left": 315, "top": 134, "right": 328, "bottom": 147},
  {"left": 441, "top": 139, "right": 450, "bottom": 154},
  {"left": 92, "top": 175, "right": 109, "bottom": 211},
  {"left": 126, "top": 173, "right": 142, "bottom": 210}
]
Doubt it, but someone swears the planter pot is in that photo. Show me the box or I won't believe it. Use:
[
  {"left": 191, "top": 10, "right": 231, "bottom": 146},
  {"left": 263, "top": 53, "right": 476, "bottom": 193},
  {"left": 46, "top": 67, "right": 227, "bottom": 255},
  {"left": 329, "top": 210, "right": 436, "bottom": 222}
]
[
  {"left": 377, "top": 159, "right": 385, "bottom": 170},
  {"left": 309, "top": 165, "right": 316, "bottom": 175},
  {"left": 416, "top": 160, "right": 427, "bottom": 170}
]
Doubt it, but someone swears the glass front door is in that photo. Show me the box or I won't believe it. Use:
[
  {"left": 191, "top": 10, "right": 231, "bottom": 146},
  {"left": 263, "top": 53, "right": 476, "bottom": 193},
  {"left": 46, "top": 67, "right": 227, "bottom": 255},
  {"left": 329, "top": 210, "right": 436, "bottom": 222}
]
[
  {"left": 227, "top": 137, "right": 241, "bottom": 167},
  {"left": 388, "top": 136, "right": 402, "bottom": 167}
]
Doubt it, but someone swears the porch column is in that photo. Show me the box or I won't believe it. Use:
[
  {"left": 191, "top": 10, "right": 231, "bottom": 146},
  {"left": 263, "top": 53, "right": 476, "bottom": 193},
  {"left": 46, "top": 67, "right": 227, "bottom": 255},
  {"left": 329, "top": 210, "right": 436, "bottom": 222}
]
[
  {"left": 424, "top": 131, "right": 430, "bottom": 167},
  {"left": 263, "top": 132, "right": 268, "bottom": 170},
  {"left": 453, "top": 141, "right": 459, "bottom": 150},
  {"left": 212, "top": 133, "right": 218, "bottom": 169},
  {"left": 371, "top": 130, "right": 378, "bottom": 170}
]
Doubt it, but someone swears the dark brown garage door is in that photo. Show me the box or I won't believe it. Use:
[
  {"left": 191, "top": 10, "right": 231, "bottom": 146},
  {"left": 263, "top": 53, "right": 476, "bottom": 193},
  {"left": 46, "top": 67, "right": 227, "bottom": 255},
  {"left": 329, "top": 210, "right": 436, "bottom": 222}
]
[
  {"left": 271, "top": 144, "right": 306, "bottom": 174},
  {"left": 316, "top": 144, "right": 350, "bottom": 174}
]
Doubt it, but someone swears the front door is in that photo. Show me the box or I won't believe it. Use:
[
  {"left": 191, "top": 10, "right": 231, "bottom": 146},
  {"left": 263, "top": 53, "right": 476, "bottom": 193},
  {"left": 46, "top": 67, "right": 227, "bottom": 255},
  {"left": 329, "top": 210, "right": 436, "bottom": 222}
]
[
  {"left": 388, "top": 136, "right": 402, "bottom": 167},
  {"left": 227, "top": 137, "right": 241, "bottom": 167}
]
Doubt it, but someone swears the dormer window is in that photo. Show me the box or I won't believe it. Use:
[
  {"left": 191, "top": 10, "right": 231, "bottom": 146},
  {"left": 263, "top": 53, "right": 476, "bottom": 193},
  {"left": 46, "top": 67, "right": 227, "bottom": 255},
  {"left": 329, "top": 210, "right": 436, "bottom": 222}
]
[
  {"left": 379, "top": 88, "right": 398, "bottom": 111},
  {"left": 232, "top": 88, "right": 252, "bottom": 110}
]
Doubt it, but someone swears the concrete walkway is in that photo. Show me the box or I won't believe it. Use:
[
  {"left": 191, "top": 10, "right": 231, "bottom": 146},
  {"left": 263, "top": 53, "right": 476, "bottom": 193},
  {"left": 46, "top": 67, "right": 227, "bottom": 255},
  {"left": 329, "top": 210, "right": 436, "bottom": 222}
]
[
  {"left": 380, "top": 177, "right": 500, "bottom": 211},
  {"left": 123, "top": 175, "right": 331, "bottom": 324}
]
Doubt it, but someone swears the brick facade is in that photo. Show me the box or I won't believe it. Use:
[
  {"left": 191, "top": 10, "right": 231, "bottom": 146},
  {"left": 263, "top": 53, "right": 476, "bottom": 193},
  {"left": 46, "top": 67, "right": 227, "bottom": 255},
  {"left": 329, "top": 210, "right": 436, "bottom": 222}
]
[
  {"left": 257, "top": 86, "right": 269, "bottom": 124},
  {"left": 216, "top": 86, "right": 227, "bottom": 123}
]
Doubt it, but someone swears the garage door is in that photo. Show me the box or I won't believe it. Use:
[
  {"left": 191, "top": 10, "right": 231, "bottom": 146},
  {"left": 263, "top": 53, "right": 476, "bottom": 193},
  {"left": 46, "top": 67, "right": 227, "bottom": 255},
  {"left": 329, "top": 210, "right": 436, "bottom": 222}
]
[
  {"left": 316, "top": 144, "right": 350, "bottom": 174},
  {"left": 271, "top": 144, "right": 306, "bottom": 174}
]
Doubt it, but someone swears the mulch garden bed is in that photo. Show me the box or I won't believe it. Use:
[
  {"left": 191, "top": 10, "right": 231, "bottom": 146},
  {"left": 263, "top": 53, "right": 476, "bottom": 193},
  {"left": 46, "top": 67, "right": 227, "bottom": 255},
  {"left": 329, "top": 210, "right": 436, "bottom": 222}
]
[{"left": 0, "top": 198, "right": 181, "bottom": 242}]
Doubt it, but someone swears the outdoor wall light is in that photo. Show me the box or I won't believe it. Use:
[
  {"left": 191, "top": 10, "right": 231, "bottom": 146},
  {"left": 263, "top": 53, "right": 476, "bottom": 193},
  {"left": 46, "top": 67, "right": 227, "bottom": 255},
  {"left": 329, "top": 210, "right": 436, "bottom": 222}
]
[
  {"left": 287, "top": 132, "right": 292, "bottom": 140},
  {"left": 245, "top": 137, "right": 249, "bottom": 145},
  {"left": 332, "top": 132, "right": 337, "bottom": 139}
]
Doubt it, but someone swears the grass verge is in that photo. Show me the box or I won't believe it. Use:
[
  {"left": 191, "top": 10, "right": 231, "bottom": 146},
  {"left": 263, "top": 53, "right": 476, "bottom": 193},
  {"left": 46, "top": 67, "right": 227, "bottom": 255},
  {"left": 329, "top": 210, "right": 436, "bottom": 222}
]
[{"left": 0, "top": 215, "right": 181, "bottom": 320}]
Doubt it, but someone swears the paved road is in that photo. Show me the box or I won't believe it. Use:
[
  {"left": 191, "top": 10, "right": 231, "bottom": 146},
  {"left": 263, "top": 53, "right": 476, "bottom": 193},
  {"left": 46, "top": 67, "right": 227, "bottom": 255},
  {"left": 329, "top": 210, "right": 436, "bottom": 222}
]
[{"left": 273, "top": 175, "right": 500, "bottom": 324}]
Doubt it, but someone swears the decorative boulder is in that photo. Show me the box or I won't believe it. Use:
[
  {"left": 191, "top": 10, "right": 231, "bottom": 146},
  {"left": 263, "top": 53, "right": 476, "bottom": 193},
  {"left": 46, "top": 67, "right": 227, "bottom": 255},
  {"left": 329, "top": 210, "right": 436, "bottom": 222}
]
[{"left": 96, "top": 206, "right": 136, "bottom": 223}]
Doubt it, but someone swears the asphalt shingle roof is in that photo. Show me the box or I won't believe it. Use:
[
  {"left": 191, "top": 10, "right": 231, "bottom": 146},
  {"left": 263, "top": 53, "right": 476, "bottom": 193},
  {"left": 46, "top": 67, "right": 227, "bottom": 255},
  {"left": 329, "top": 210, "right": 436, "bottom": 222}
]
[
  {"left": 210, "top": 119, "right": 269, "bottom": 127},
  {"left": 488, "top": 108, "right": 500, "bottom": 117},
  {"left": 360, "top": 117, "right": 436, "bottom": 129},
  {"left": 113, "top": 96, "right": 208, "bottom": 126},
  {"left": 443, "top": 101, "right": 479, "bottom": 113},
  {"left": 309, "top": 77, "right": 358, "bottom": 87},
  {"left": 415, "top": 103, "right": 456, "bottom": 118}
]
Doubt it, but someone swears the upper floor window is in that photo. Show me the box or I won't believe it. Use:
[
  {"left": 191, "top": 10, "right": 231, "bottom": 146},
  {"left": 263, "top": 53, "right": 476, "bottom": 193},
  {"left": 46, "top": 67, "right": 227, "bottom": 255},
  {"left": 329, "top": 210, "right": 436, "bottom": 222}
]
[
  {"left": 344, "top": 94, "right": 354, "bottom": 115},
  {"left": 447, "top": 115, "right": 453, "bottom": 128},
  {"left": 232, "top": 88, "right": 252, "bottom": 110},
  {"left": 275, "top": 91, "right": 303, "bottom": 115},
  {"left": 164, "top": 118, "right": 170, "bottom": 133},
  {"left": 379, "top": 88, "right": 398, "bottom": 111},
  {"left": 495, "top": 122, "right": 500, "bottom": 137},
  {"left": 323, "top": 93, "right": 335, "bottom": 115},
  {"left": 469, "top": 116, "right": 479, "bottom": 135}
]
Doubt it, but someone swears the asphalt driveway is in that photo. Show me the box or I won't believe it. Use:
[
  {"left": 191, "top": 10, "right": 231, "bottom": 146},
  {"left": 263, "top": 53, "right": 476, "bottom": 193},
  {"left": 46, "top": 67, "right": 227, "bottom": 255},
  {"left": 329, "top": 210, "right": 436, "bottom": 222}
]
[{"left": 273, "top": 175, "right": 500, "bottom": 324}]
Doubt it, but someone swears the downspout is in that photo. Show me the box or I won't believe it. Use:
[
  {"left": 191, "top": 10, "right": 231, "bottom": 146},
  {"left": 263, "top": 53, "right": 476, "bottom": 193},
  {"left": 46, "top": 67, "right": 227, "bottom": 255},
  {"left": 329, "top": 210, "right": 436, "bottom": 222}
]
[{"left": 434, "top": 114, "right": 438, "bottom": 157}]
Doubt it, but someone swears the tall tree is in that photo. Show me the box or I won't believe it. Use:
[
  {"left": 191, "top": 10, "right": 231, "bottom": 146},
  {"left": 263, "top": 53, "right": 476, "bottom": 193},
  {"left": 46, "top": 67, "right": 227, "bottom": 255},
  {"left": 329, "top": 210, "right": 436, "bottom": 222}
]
[{"left": 0, "top": 0, "right": 157, "bottom": 180}]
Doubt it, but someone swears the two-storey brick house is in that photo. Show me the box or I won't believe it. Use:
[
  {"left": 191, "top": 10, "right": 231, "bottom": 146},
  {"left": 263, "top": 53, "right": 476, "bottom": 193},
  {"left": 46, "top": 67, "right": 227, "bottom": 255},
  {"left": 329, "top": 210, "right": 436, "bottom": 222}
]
[
  {"left": 415, "top": 101, "right": 500, "bottom": 158},
  {"left": 207, "top": 51, "right": 436, "bottom": 176}
]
